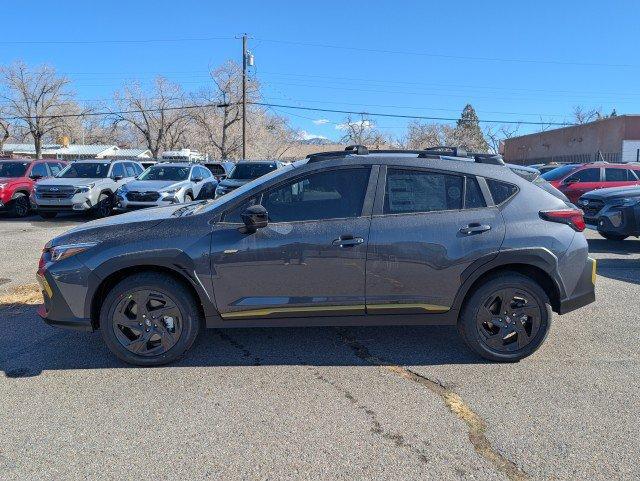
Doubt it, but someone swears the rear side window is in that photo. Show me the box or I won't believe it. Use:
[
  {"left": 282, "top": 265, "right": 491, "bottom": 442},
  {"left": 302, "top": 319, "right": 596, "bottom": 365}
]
[
  {"left": 487, "top": 179, "right": 518, "bottom": 205},
  {"left": 605, "top": 168, "right": 636, "bottom": 181},
  {"left": 384, "top": 169, "right": 463, "bottom": 214},
  {"left": 464, "top": 177, "right": 486, "bottom": 209}
]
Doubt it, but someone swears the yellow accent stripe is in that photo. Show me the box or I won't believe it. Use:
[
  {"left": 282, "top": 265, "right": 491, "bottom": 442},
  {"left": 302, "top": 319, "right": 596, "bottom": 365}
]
[
  {"left": 221, "top": 304, "right": 366, "bottom": 319},
  {"left": 36, "top": 273, "right": 53, "bottom": 299},
  {"left": 590, "top": 257, "right": 597, "bottom": 285},
  {"left": 367, "top": 303, "right": 450, "bottom": 313}
]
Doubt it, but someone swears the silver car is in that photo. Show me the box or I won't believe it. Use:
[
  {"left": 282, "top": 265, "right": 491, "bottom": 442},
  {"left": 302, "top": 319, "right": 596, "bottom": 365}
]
[
  {"left": 33, "top": 160, "right": 143, "bottom": 219},
  {"left": 115, "top": 163, "right": 216, "bottom": 210}
]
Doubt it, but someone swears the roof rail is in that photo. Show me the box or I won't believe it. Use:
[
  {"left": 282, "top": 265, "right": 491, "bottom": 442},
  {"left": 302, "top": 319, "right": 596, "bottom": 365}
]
[
  {"left": 306, "top": 145, "right": 370, "bottom": 162},
  {"left": 420, "top": 146, "right": 468, "bottom": 158},
  {"left": 344, "top": 144, "right": 369, "bottom": 155},
  {"left": 471, "top": 153, "right": 505, "bottom": 166}
]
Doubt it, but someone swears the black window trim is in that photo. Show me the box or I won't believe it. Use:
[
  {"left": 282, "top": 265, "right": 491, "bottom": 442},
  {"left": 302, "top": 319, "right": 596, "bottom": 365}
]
[
  {"left": 484, "top": 177, "right": 520, "bottom": 207},
  {"left": 219, "top": 164, "right": 378, "bottom": 224},
  {"left": 372, "top": 165, "right": 493, "bottom": 217}
]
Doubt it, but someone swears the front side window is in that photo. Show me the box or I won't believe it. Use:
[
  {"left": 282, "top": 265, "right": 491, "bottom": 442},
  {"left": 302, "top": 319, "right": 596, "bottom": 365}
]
[
  {"left": 48, "top": 162, "right": 64, "bottom": 175},
  {"left": 138, "top": 166, "right": 190, "bottom": 181},
  {"left": 262, "top": 168, "right": 370, "bottom": 222},
  {"left": 111, "top": 163, "right": 125, "bottom": 178},
  {"left": 570, "top": 168, "right": 600, "bottom": 183},
  {"left": 384, "top": 168, "right": 463, "bottom": 214},
  {"left": 58, "top": 162, "right": 110, "bottom": 178},
  {"left": 124, "top": 163, "right": 137, "bottom": 177},
  {"left": 30, "top": 163, "right": 49, "bottom": 178}
]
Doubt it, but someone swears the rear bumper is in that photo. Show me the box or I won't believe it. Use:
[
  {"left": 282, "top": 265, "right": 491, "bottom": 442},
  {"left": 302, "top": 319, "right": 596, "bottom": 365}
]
[
  {"left": 558, "top": 257, "right": 596, "bottom": 314},
  {"left": 596, "top": 205, "right": 639, "bottom": 237}
]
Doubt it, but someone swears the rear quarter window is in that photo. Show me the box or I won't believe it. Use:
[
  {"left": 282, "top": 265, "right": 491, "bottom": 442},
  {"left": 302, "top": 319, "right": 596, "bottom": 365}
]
[{"left": 486, "top": 179, "right": 518, "bottom": 205}]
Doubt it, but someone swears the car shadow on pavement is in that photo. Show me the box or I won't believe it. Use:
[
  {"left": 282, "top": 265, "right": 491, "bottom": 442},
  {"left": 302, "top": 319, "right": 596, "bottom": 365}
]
[
  {"left": 1, "top": 305, "right": 483, "bottom": 378},
  {"left": 595, "top": 258, "right": 640, "bottom": 285},
  {"left": 587, "top": 238, "right": 640, "bottom": 255}
]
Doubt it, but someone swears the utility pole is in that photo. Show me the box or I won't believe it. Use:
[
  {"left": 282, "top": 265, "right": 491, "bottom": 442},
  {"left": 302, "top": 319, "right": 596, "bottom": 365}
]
[{"left": 242, "top": 33, "right": 247, "bottom": 159}]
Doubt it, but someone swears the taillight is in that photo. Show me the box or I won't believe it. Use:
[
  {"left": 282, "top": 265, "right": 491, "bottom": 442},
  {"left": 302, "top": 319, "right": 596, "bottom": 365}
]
[{"left": 539, "top": 209, "right": 586, "bottom": 232}]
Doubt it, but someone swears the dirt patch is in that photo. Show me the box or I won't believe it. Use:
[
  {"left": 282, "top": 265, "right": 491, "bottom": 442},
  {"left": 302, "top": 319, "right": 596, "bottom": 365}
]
[{"left": 0, "top": 283, "right": 42, "bottom": 314}]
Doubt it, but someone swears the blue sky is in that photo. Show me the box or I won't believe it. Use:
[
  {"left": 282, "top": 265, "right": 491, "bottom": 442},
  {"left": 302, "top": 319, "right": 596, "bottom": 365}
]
[{"left": 2, "top": 0, "right": 639, "bottom": 142}]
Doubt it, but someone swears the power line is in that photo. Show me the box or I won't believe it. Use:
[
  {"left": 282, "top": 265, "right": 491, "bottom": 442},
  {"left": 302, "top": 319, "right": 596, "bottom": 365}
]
[{"left": 0, "top": 100, "right": 573, "bottom": 126}]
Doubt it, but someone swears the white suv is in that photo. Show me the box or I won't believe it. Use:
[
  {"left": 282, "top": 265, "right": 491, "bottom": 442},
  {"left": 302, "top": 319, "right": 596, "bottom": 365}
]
[
  {"left": 33, "top": 160, "right": 143, "bottom": 218},
  {"left": 115, "top": 163, "right": 217, "bottom": 211}
]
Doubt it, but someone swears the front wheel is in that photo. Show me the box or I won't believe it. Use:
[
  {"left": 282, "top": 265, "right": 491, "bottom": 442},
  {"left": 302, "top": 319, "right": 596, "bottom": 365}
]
[
  {"left": 458, "top": 273, "right": 552, "bottom": 362},
  {"left": 93, "top": 193, "right": 112, "bottom": 218},
  {"left": 8, "top": 193, "right": 30, "bottom": 218},
  {"left": 100, "top": 272, "right": 201, "bottom": 366},
  {"left": 184, "top": 193, "right": 193, "bottom": 203}
]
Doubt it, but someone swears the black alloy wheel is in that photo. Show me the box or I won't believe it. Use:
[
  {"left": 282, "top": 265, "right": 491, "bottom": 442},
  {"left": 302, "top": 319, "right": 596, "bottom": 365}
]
[
  {"left": 112, "top": 289, "right": 184, "bottom": 357},
  {"left": 9, "top": 194, "right": 30, "bottom": 218},
  {"left": 458, "top": 273, "right": 551, "bottom": 362},
  {"left": 475, "top": 287, "right": 542, "bottom": 352}
]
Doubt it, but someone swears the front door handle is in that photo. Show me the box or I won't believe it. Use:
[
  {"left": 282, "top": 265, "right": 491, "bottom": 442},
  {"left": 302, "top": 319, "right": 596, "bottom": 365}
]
[
  {"left": 459, "top": 223, "right": 491, "bottom": 235},
  {"left": 332, "top": 235, "right": 364, "bottom": 247}
]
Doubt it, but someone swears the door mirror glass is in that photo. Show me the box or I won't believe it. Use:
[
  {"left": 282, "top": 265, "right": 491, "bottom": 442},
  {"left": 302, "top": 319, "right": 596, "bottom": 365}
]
[
  {"left": 240, "top": 204, "right": 268, "bottom": 233},
  {"left": 192, "top": 176, "right": 203, "bottom": 183},
  {"left": 30, "top": 174, "right": 43, "bottom": 180},
  {"left": 564, "top": 177, "right": 579, "bottom": 184}
]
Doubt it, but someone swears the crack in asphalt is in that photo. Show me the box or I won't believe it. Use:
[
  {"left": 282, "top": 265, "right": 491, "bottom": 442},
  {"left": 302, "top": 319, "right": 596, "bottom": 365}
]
[
  {"left": 308, "top": 367, "right": 432, "bottom": 466},
  {"left": 334, "top": 328, "right": 530, "bottom": 481}
]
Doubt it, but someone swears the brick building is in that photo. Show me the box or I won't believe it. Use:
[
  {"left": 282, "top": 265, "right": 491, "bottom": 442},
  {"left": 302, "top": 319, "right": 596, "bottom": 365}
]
[{"left": 503, "top": 115, "right": 640, "bottom": 165}]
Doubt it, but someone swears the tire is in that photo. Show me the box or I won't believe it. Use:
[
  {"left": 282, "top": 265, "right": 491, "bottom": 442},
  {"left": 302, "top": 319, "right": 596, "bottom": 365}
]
[
  {"left": 100, "top": 272, "right": 201, "bottom": 366},
  {"left": 93, "top": 193, "right": 112, "bottom": 218},
  {"left": 599, "top": 232, "right": 628, "bottom": 241},
  {"left": 184, "top": 193, "right": 193, "bottom": 203},
  {"left": 39, "top": 211, "right": 57, "bottom": 219},
  {"left": 457, "top": 273, "right": 552, "bottom": 362},
  {"left": 8, "top": 193, "right": 30, "bottom": 218}
]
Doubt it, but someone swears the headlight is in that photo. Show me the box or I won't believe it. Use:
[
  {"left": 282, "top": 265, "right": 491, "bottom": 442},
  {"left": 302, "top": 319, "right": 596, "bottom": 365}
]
[
  {"left": 74, "top": 183, "right": 95, "bottom": 194},
  {"left": 49, "top": 242, "right": 98, "bottom": 262},
  {"left": 161, "top": 189, "right": 178, "bottom": 196}
]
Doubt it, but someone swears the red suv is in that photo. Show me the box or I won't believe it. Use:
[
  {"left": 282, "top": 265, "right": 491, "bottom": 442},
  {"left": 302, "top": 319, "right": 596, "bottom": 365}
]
[
  {"left": 0, "top": 159, "right": 67, "bottom": 217},
  {"left": 540, "top": 162, "right": 640, "bottom": 203}
]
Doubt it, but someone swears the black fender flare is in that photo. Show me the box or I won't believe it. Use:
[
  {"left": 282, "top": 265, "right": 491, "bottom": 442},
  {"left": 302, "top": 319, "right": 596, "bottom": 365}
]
[{"left": 451, "top": 247, "right": 565, "bottom": 313}]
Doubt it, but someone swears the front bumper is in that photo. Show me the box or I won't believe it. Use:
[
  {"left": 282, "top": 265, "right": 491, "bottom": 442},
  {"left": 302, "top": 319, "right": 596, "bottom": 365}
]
[
  {"left": 557, "top": 257, "right": 596, "bottom": 314},
  {"left": 115, "top": 193, "right": 178, "bottom": 210},
  {"left": 34, "top": 193, "right": 93, "bottom": 212},
  {"left": 36, "top": 267, "right": 94, "bottom": 332}
]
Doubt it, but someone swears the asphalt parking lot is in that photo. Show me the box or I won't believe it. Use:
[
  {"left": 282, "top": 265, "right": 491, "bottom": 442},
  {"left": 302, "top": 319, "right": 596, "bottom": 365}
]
[{"left": 0, "top": 215, "right": 638, "bottom": 480}]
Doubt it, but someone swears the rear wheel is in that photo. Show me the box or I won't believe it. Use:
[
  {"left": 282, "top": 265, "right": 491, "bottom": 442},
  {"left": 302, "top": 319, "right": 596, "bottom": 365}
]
[
  {"left": 93, "top": 193, "right": 112, "bottom": 218},
  {"left": 458, "top": 273, "right": 551, "bottom": 362},
  {"left": 599, "top": 232, "right": 627, "bottom": 241},
  {"left": 39, "top": 211, "right": 57, "bottom": 219},
  {"left": 8, "top": 193, "right": 30, "bottom": 218},
  {"left": 100, "top": 272, "right": 201, "bottom": 366}
]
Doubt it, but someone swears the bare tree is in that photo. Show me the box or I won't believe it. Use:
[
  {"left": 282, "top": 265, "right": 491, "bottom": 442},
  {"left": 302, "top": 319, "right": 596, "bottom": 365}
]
[
  {"left": 338, "top": 114, "right": 387, "bottom": 148},
  {"left": 572, "top": 106, "right": 603, "bottom": 124},
  {"left": 248, "top": 110, "right": 298, "bottom": 159},
  {"left": 0, "top": 106, "right": 9, "bottom": 153},
  {"left": 405, "top": 121, "right": 453, "bottom": 149},
  {"left": 0, "top": 62, "right": 84, "bottom": 158},
  {"left": 190, "top": 61, "right": 259, "bottom": 159},
  {"left": 484, "top": 124, "right": 520, "bottom": 153},
  {"left": 112, "top": 77, "right": 189, "bottom": 158}
]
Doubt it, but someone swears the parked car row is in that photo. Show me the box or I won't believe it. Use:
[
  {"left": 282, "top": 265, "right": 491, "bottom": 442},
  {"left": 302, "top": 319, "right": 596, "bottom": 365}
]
[{"left": 0, "top": 158, "right": 281, "bottom": 220}]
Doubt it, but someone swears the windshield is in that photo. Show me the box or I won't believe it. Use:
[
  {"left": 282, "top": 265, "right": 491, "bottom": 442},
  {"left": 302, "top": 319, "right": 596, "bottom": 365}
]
[
  {"left": 139, "top": 166, "right": 190, "bottom": 181},
  {"left": 540, "top": 164, "right": 577, "bottom": 181},
  {"left": 57, "top": 162, "right": 110, "bottom": 179},
  {"left": 0, "top": 161, "right": 29, "bottom": 178},
  {"left": 229, "top": 163, "right": 277, "bottom": 180}
]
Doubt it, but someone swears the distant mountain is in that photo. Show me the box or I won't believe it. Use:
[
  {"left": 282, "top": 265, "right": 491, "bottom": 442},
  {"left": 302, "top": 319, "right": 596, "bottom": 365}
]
[{"left": 299, "top": 137, "right": 334, "bottom": 146}]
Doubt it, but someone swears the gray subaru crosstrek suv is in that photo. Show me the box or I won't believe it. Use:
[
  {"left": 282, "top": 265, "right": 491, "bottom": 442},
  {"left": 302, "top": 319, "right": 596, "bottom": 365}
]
[{"left": 36, "top": 146, "right": 596, "bottom": 366}]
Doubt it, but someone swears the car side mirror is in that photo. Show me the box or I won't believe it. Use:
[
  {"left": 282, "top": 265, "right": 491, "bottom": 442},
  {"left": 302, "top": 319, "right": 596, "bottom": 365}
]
[
  {"left": 564, "top": 177, "right": 579, "bottom": 185},
  {"left": 192, "top": 176, "right": 203, "bottom": 183},
  {"left": 30, "top": 174, "right": 43, "bottom": 180},
  {"left": 240, "top": 204, "right": 268, "bottom": 234}
]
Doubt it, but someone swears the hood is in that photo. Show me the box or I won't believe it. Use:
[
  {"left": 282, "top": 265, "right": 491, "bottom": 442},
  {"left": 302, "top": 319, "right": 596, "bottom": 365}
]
[
  {"left": 581, "top": 185, "right": 640, "bottom": 200},
  {"left": 124, "top": 179, "right": 186, "bottom": 192},
  {"left": 48, "top": 204, "right": 186, "bottom": 247},
  {"left": 37, "top": 177, "right": 102, "bottom": 187},
  {"left": 0, "top": 177, "right": 19, "bottom": 184},
  {"left": 219, "top": 178, "right": 250, "bottom": 188}
]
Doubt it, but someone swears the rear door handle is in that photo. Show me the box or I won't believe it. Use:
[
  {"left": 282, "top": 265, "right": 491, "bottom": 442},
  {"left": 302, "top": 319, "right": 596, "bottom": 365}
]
[
  {"left": 332, "top": 235, "right": 364, "bottom": 247},
  {"left": 459, "top": 223, "right": 491, "bottom": 235}
]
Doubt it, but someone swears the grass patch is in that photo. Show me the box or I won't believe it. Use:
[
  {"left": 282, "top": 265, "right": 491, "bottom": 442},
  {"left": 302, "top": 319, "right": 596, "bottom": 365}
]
[{"left": 0, "top": 283, "right": 42, "bottom": 313}]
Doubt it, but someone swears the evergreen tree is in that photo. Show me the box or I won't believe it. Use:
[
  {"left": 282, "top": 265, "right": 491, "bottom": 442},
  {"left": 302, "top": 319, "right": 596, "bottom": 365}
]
[{"left": 453, "top": 104, "right": 489, "bottom": 152}]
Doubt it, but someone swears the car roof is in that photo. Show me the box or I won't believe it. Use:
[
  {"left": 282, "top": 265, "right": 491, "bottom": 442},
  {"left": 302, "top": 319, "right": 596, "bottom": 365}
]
[
  {"left": 234, "top": 160, "right": 280, "bottom": 165},
  {"left": 149, "top": 162, "right": 194, "bottom": 168}
]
